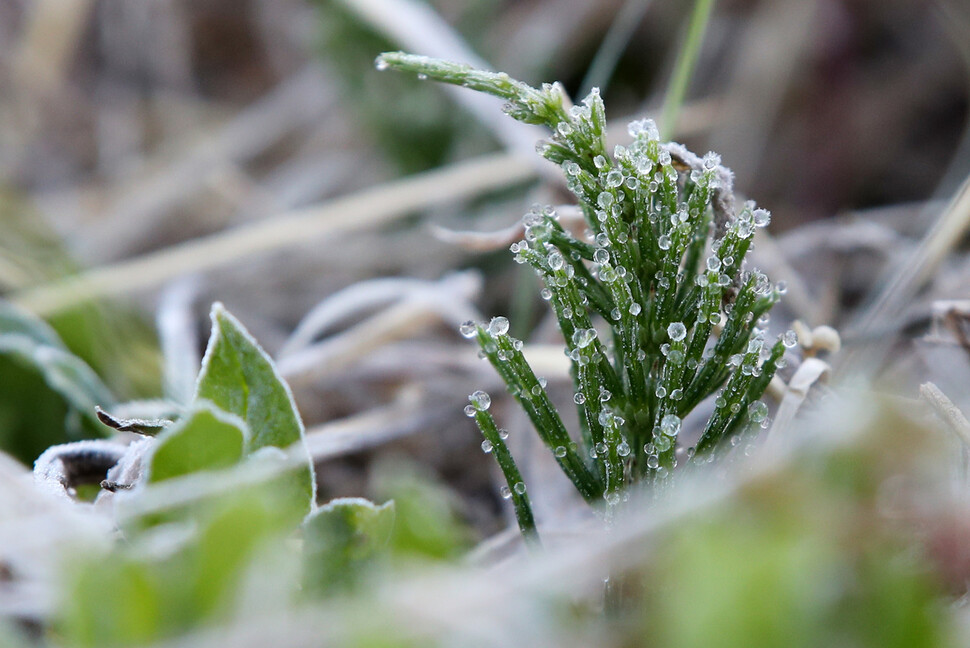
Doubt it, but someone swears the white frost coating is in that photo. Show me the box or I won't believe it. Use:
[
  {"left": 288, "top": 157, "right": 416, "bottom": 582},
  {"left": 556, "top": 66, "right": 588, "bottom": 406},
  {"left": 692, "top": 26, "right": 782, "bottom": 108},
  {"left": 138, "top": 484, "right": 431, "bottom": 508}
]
[
  {"left": 316, "top": 496, "right": 395, "bottom": 515},
  {"left": 197, "top": 303, "right": 318, "bottom": 507},
  {"left": 33, "top": 439, "right": 128, "bottom": 501}
]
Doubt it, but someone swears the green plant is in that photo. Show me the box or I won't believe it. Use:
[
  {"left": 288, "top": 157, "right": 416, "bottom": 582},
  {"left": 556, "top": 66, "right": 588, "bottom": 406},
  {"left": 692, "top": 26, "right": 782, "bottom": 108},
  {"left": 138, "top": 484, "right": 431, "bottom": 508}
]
[{"left": 377, "top": 53, "right": 793, "bottom": 539}]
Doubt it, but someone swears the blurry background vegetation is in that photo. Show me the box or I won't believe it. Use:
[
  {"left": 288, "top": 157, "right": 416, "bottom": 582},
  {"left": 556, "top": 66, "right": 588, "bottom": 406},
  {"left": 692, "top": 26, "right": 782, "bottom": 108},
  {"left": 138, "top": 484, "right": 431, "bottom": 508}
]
[{"left": 2, "top": 0, "right": 970, "bottom": 645}]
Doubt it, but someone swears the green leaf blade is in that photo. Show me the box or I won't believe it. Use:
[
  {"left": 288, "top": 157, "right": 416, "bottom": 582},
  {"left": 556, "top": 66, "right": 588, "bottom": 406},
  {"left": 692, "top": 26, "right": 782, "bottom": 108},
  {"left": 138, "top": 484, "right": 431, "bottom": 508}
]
[
  {"left": 194, "top": 303, "right": 316, "bottom": 510},
  {"left": 302, "top": 497, "right": 395, "bottom": 596},
  {"left": 147, "top": 403, "right": 246, "bottom": 483}
]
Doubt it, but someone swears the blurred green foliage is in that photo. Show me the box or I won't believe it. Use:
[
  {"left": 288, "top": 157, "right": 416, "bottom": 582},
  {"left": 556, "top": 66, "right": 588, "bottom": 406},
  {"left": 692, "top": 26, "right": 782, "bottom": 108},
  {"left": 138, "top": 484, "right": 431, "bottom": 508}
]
[{"left": 314, "top": 2, "right": 494, "bottom": 173}]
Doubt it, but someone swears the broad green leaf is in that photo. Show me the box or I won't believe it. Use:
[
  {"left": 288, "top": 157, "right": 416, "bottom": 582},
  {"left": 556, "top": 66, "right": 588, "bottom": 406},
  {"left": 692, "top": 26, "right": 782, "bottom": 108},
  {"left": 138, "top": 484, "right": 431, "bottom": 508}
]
[
  {"left": 194, "top": 303, "right": 315, "bottom": 509},
  {"left": 373, "top": 464, "right": 471, "bottom": 561},
  {"left": 62, "top": 494, "right": 290, "bottom": 648},
  {"left": 61, "top": 557, "right": 162, "bottom": 648},
  {"left": 147, "top": 403, "right": 246, "bottom": 483},
  {"left": 0, "top": 300, "right": 115, "bottom": 463},
  {"left": 302, "top": 497, "right": 395, "bottom": 596},
  {"left": 189, "top": 498, "right": 282, "bottom": 618},
  {"left": 116, "top": 443, "right": 312, "bottom": 534}
]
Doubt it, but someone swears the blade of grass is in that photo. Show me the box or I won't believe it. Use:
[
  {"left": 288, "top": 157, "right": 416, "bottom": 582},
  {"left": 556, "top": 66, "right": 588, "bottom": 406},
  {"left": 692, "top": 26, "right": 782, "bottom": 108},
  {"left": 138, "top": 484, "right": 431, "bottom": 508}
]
[
  {"left": 659, "top": 0, "right": 716, "bottom": 139},
  {"left": 470, "top": 407, "right": 540, "bottom": 547},
  {"left": 579, "top": 0, "right": 654, "bottom": 97}
]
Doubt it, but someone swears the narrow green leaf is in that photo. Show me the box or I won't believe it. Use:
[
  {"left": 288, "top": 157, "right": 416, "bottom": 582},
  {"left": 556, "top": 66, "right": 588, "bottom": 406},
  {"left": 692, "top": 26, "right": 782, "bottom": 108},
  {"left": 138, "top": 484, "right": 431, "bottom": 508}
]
[
  {"left": 0, "top": 300, "right": 115, "bottom": 462},
  {"left": 471, "top": 408, "right": 539, "bottom": 546},
  {"left": 0, "top": 306, "right": 115, "bottom": 415},
  {"left": 0, "top": 299, "right": 63, "bottom": 347},
  {"left": 147, "top": 403, "right": 246, "bottom": 483}
]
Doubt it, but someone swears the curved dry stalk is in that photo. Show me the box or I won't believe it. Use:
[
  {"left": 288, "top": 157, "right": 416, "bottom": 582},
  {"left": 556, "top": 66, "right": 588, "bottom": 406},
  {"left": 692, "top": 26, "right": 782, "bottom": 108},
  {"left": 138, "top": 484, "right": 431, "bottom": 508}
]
[
  {"left": 12, "top": 153, "right": 536, "bottom": 316},
  {"left": 846, "top": 174, "right": 970, "bottom": 373},
  {"left": 304, "top": 386, "right": 433, "bottom": 461},
  {"left": 278, "top": 272, "right": 482, "bottom": 360}
]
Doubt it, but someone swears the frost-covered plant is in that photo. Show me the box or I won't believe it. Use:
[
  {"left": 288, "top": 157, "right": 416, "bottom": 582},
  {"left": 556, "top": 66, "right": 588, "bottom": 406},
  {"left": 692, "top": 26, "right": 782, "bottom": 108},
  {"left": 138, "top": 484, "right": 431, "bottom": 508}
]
[{"left": 377, "top": 53, "right": 792, "bottom": 540}]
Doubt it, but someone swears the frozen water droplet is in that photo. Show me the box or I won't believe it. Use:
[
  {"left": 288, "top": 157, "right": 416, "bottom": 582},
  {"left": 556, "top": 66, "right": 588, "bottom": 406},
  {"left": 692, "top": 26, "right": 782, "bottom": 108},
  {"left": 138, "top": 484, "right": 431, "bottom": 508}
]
[
  {"left": 481, "top": 440, "right": 493, "bottom": 453},
  {"left": 706, "top": 256, "right": 721, "bottom": 272},
  {"left": 488, "top": 316, "right": 510, "bottom": 336},
  {"left": 572, "top": 328, "right": 597, "bottom": 349},
  {"left": 617, "top": 442, "right": 631, "bottom": 457},
  {"left": 655, "top": 386, "right": 667, "bottom": 398},
  {"left": 611, "top": 308, "right": 622, "bottom": 321},
  {"left": 748, "top": 400, "right": 768, "bottom": 423},
  {"left": 459, "top": 321, "right": 477, "bottom": 338},
  {"left": 605, "top": 491, "right": 621, "bottom": 506},
  {"left": 500, "top": 486, "right": 512, "bottom": 500},
  {"left": 375, "top": 58, "right": 389, "bottom": 71},
  {"left": 498, "top": 428, "right": 509, "bottom": 440},
  {"left": 658, "top": 235, "right": 671, "bottom": 250},
  {"left": 593, "top": 155, "right": 608, "bottom": 169},
  {"left": 464, "top": 405, "right": 476, "bottom": 417},
  {"left": 627, "top": 118, "right": 659, "bottom": 140},
  {"left": 469, "top": 390, "right": 491, "bottom": 411},
  {"left": 605, "top": 170, "right": 624, "bottom": 188},
  {"left": 513, "top": 482, "right": 527, "bottom": 495},
  {"left": 574, "top": 392, "right": 586, "bottom": 405},
  {"left": 660, "top": 414, "right": 681, "bottom": 436},
  {"left": 667, "top": 322, "right": 687, "bottom": 341},
  {"left": 600, "top": 388, "right": 611, "bottom": 402},
  {"left": 629, "top": 302, "right": 642, "bottom": 316},
  {"left": 547, "top": 250, "right": 565, "bottom": 271},
  {"left": 594, "top": 248, "right": 610, "bottom": 265},
  {"left": 540, "top": 288, "right": 552, "bottom": 300},
  {"left": 554, "top": 445, "right": 567, "bottom": 458},
  {"left": 646, "top": 455, "right": 660, "bottom": 469},
  {"left": 783, "top": 330, "right": 798, "bottom": 348},
  {"left": 753, "top": 209, "right": 770, "bottom": 227}
]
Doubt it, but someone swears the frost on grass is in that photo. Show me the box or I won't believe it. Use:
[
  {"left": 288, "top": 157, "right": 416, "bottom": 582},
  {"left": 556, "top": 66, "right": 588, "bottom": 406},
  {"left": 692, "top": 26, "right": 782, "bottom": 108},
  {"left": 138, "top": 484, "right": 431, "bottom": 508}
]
[{"left": 378, "top": 52, "right": 790, "bottom": 535}]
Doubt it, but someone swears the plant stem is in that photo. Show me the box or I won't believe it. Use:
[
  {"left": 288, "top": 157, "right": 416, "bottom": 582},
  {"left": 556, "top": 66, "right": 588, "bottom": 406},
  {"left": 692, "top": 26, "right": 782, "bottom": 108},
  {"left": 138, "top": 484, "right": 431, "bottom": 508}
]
[{"left": 472, "top": 408, "right": 540, "bottom": 547}]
